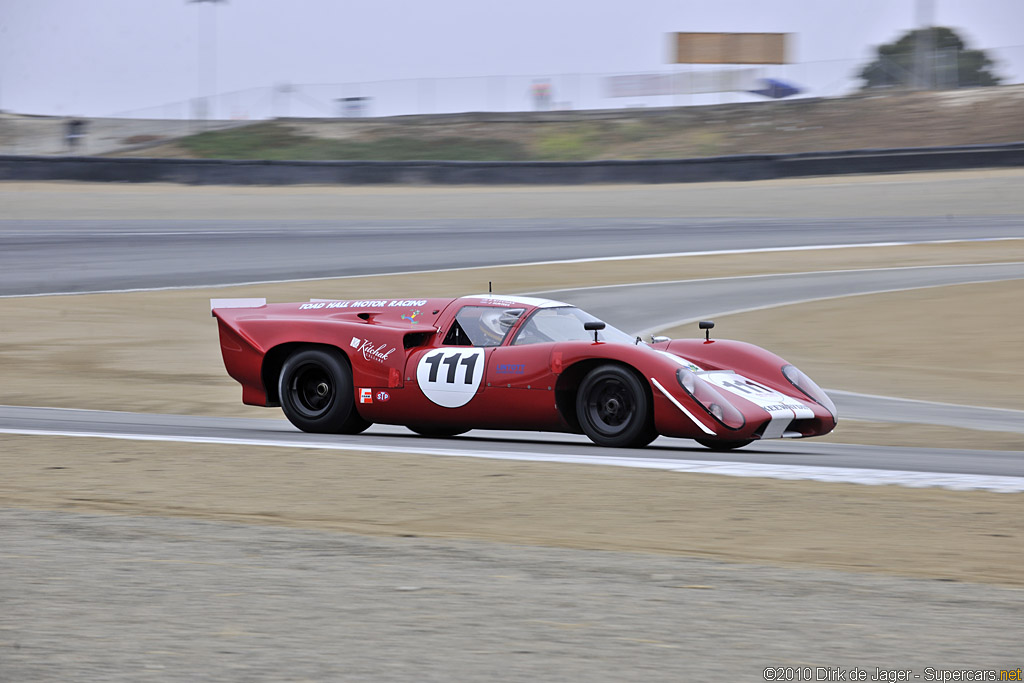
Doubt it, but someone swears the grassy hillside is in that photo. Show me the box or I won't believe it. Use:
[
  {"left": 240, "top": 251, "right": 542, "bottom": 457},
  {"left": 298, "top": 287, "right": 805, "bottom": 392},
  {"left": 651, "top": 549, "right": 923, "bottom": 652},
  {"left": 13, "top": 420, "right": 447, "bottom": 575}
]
[
  {"left": 125, "top": 86, "right": 1024, "bottom": 161},
  {"left": 181, "top": 123, "right": 530, "bottom": 161}
]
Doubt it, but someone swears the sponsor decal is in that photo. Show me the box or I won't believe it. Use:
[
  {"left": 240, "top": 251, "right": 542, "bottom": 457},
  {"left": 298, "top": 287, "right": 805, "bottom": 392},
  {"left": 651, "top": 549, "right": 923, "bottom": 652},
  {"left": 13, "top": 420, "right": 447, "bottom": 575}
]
[
  {"left": 495, "top": 363, "right": 525, "bottom": 375},
  {"left": 301, "top": 299, "right": 427, "bottom": 310},
  {"left": 401, "top": 309, "right": 420, "bottom": 324},
  {"left": 350, "top": 336, "right": 361, "bottom": 349},
  {"left": 358, "top": 339, "right": 396, "bottom": 364},
  {"left": 359, "top": 388, "right": 372, "bottom": 404},
  {"left": 375, "top": 390, "right": 391, "bottom": 402},
  {"left": 385, "top": 300, "right": 427, "bottom": 308},
  {"left": 416, "top": 348, "right": 485, "bottom": 408},
  {"left": 759, "top": 403, "right": 795, "bottom": 412}
]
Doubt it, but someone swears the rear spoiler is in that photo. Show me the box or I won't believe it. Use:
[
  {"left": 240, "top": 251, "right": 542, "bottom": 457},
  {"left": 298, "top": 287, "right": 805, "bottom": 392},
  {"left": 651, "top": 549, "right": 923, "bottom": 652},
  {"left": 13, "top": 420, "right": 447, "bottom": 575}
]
[{"left": 210, "top": 298, "right": 266, "bottom": 317}]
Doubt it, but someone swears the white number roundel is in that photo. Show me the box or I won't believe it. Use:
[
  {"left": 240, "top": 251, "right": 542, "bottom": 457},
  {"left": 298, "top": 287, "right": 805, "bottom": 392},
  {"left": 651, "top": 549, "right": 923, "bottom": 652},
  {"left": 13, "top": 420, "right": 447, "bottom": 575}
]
[{"left": 416, "top": 348, "right": 485, "bottom": 408}]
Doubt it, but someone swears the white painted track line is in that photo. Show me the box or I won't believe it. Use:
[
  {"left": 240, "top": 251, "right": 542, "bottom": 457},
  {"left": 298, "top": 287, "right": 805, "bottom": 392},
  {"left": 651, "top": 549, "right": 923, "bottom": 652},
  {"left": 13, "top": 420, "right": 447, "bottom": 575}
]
[{"left": 2, "top": 427, "right": 1022, "bottom": 493}]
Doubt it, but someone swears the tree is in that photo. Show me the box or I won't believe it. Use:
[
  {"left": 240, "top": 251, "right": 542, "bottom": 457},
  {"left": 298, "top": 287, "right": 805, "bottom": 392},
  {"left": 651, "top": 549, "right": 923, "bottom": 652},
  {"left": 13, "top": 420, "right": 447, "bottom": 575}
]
[{"left": 858, "top": 27, "right": 1001, "bottom": 90}]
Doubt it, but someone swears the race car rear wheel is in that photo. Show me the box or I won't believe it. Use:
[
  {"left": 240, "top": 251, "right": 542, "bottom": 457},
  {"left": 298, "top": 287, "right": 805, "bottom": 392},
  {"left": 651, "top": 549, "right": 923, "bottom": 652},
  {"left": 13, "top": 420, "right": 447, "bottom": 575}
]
[
  {"left": 279, "top": 348, "right": 371, "bottom": 434},
  {"left": 695, "top": 438, "right": 753, "bottom": 451},
  {"left": 576, "top": 364, "right": 656, "bottom": 448}
]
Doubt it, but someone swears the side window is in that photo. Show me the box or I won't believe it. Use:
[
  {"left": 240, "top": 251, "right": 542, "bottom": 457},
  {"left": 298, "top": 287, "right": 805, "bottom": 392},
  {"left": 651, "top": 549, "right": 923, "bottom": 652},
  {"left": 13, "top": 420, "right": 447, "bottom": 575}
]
[
  {"left": 442, "top": 306, "right": 525, "bottom": 347},
  {"left": 442, "top": 319, "right": 473, "bottom": 346}
]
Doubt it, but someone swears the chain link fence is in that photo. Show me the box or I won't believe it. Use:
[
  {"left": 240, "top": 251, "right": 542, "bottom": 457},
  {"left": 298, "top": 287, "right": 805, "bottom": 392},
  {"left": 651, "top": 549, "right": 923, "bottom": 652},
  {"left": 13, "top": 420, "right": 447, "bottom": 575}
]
[
  {"left": 98, "top": 59, "right": 889, "bottom": 121},
  {"left": 92, "top": 48, "right": 1020, "bottom": 122}
]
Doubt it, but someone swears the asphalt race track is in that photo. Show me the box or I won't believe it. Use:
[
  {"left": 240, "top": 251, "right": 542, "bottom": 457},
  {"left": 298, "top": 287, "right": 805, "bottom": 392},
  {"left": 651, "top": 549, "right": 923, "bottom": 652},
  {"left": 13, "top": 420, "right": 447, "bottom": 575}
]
[
  {"left": 2, "top": 215, "right": 1023, "bottom": 295},
  {"left": 2, "top": 404, "right": 1023, "bottom": 479},
  {"left": 1, "top": 213, "right": 1022, "bottom": 484}
]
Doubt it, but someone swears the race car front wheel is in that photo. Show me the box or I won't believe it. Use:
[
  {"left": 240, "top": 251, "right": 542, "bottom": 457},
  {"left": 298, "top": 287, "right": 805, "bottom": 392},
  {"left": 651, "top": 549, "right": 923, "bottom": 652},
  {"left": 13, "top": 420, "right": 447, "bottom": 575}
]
[
  {"left": 576, "top": 364, "right": 657, "bottom": 448},
  {"left": 279, "top": 347, "right": 371, "bottom": 434}
]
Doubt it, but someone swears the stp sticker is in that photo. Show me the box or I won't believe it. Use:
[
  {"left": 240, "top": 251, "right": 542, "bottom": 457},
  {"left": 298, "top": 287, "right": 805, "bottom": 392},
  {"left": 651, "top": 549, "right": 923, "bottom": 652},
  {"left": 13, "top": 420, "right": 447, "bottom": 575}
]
[
  {"left": 416, "top": 348, "right": 485, "bottom": 408},
  {"left": 359, "top": 388, "right": 372, "bottom": 404},
  {"left": 375, "top": 390, "right": 391, "bottom": 402}
]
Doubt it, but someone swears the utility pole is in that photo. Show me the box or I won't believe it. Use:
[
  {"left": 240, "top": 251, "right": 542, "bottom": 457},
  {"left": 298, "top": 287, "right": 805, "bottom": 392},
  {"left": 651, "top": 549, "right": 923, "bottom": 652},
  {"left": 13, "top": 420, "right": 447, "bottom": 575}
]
[
  {"left": 914, "top": 0, "right": 935, "bottom": 89},
  {"left": 190, "top": 0, "right": 227, "bottom": 125}
]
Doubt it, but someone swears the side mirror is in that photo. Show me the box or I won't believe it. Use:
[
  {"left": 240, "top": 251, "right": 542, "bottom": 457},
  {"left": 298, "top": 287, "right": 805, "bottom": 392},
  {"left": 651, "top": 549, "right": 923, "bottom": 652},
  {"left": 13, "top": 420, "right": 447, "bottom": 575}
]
[
  {"left": 651, "top": 335, "right": 670, "bottom": 344},
  {"left": 583, "top": 320, "right": 606, "bottom": 342},
  {"left": 699, "top": 320, "right": 714, "bottom": 342}
]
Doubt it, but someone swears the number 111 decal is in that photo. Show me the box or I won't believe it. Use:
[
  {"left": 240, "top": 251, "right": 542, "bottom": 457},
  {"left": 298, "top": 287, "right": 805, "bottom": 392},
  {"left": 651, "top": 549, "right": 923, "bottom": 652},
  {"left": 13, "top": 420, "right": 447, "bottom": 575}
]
[
  {"left": 423, "top": 350, "right": 479, "bottom": 385},
  {"left": 416, "top": 348, "right": 485, "bottom": 408}
]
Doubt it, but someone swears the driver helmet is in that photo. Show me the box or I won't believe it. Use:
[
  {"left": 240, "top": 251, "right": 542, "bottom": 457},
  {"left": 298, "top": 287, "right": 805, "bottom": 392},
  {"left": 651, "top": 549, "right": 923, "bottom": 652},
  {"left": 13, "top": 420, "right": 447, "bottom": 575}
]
[{"left": 478, "top": 308, "right": 524, "bottom": 344}]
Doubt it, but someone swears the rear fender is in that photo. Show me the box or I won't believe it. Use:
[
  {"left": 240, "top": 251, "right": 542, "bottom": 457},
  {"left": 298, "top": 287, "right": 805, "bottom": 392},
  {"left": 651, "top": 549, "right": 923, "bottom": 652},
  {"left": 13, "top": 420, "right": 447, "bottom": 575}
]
[
  {"left": 215, "top": 317, "right": 268, "bottom": 407},
  {"left": 261, "top": 342, "right": 350, "bottom": 407}
]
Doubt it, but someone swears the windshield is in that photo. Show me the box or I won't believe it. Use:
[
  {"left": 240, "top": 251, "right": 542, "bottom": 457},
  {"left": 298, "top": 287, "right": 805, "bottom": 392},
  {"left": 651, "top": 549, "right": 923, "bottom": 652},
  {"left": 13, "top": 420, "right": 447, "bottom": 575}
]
[{"left": 512, "top": 307, "right": 637, "bottom": 346}]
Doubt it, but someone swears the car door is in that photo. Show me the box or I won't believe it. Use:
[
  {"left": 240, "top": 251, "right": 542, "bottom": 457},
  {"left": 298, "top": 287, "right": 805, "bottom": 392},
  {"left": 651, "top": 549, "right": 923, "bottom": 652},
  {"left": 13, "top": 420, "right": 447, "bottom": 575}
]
[
  {"left": 400, "top": 304, "right": 521, "bottom": 426},
  {"left": 477, "top": 343, "right": 565, "bottom": 430}
]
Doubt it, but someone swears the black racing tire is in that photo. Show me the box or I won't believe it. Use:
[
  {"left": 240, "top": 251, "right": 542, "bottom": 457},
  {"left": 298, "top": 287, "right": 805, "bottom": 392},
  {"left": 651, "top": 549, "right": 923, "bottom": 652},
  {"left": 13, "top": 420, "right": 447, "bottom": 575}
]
[
  {"left": 576, "top": 364, "right": 657, "bottom": 448},
  {"left": 406, "top": 425, "right": 470, "bottom": 438},
  {"left": 279, "top": 348, "right": 371, "bottom": 434},
  {"left": 695, "top": 438, "right": 754, "bottom": 451}
]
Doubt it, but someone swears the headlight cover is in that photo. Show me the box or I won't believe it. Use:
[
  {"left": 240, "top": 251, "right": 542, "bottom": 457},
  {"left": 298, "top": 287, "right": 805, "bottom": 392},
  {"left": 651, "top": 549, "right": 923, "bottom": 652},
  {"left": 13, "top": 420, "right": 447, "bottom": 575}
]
[
  {"left": 782, "top": 365, "right": 837, "bottom": 419},
  {"left": 676, "top": 369, "right": 745, "bottom": 430}
]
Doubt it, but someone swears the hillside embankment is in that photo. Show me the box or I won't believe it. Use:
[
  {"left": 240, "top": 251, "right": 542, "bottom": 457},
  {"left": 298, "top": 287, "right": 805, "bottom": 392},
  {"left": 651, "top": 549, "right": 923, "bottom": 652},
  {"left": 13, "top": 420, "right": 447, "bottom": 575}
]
[{"left": 107, "top": 85, "right": 1024, "bottom": 161}]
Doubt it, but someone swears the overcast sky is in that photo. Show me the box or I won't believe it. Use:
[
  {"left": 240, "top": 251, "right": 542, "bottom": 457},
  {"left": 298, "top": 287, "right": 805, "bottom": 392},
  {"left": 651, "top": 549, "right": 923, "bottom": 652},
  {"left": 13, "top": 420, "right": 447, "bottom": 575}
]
[{"left": 2, "top": 0, "right": 1022, "bottom": 117}]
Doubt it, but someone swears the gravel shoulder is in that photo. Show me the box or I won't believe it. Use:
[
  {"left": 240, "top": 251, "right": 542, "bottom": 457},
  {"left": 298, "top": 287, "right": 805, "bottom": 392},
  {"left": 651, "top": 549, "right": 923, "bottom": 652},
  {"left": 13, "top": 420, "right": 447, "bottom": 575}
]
[
  {"left": 2, "top": 435, "right": 1022, "bottom": 587},
  {"left": 4, "top": 508, "right": 1021, "bottom": 682}
]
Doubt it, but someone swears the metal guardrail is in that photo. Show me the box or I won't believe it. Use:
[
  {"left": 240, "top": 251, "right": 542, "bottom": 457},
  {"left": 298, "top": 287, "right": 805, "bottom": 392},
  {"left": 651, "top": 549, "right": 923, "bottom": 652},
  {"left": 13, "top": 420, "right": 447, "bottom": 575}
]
[{"left": 1, "top": 142, "right": 1023, "bottom": 185}]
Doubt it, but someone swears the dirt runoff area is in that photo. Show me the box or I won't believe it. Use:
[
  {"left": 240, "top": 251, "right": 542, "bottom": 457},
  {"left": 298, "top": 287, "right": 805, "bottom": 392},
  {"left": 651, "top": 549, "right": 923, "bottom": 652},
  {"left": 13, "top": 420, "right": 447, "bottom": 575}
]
[
  {"left": 2, "top": 239, "right": 1023, "bottom": 586},
  {"left": 2, "top": 433, "right": 1022, "bottom": 586}
]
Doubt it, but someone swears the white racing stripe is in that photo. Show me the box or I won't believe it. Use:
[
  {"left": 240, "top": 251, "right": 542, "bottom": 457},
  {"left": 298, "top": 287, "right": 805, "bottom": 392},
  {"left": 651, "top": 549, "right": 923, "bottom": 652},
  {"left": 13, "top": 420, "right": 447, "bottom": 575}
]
[
  {"left": 700, "top": 372, "right": 814, "bottom": 439},
  {"left": 2, "top": 426, "right": 1022, "bottom": 493},
  {"left": 650, "top": 377, "right": 716, "bottom": 436}
]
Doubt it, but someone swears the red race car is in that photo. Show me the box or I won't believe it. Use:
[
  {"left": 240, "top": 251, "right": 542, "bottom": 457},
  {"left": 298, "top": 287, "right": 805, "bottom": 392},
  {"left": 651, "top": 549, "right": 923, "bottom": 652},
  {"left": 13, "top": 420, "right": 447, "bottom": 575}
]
[{"left": 211, "top": 294, "right": 837, "bottom": 450}]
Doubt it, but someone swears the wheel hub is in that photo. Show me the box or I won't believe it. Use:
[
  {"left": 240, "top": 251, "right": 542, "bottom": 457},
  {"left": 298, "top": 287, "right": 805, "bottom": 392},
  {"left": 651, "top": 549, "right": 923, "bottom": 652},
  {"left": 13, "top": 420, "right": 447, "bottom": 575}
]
[
  {"left": 291, "top": 363, "right": 335, "bottom": 416},
  {"left": 591, "top": 380, "right": 631, "bottom": 430}
]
